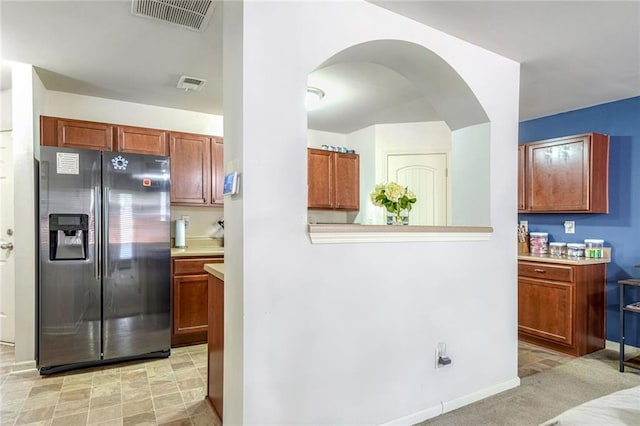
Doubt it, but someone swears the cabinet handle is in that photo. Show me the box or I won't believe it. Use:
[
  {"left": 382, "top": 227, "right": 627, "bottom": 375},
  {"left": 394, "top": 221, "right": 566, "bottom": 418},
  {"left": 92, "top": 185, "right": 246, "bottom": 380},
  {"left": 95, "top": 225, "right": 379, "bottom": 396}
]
[{"left": 534, "top": 268, "right": 546, "bottom": 273}]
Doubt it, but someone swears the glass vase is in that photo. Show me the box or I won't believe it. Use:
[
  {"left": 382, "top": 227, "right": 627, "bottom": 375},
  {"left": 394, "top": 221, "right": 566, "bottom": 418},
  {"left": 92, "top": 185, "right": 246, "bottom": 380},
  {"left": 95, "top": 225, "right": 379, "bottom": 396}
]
[{"left": 386, "top": 210, "right": 409, "bottom": 225}]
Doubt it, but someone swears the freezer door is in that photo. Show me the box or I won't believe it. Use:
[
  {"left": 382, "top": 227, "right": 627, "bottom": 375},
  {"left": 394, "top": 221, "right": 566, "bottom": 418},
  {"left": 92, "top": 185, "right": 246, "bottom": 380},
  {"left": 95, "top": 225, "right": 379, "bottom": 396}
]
[
  {"left": 102, "top": 152, "right": 171, "bottom": 359},
  {"left": 38, "top": 147, "right": 102, "bottom": 368}
]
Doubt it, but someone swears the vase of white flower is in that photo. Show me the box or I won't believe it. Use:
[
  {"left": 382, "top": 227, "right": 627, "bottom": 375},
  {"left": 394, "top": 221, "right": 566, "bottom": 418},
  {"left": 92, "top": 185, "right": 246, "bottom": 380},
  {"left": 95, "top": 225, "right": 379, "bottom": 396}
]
[{"left": 370, "top": 182, "right": 417, "bottom": 225}]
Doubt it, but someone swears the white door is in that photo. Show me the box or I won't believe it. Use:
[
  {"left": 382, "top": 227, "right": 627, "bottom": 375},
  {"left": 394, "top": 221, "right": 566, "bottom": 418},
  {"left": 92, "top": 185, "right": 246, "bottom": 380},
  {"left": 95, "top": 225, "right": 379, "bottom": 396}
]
[
  {"left": 0, "top": 130, "right": 15, "bottom": 343},
  {"left": 387, "top": 153, "right": 448, "bottom": 226}
]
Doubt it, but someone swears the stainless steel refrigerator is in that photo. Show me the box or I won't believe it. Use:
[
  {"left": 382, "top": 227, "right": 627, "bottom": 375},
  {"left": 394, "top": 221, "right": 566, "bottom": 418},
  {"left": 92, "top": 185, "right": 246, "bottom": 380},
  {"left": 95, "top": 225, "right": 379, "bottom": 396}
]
[{"left": 38, "top": 146, "right": 171, "bottom": 374}]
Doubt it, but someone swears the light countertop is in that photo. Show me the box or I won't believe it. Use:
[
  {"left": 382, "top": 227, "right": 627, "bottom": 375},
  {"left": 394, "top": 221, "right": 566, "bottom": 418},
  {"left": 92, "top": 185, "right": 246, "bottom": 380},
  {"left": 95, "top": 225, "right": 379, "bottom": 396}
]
[
  {"left": 171, "top": 237, "right": 224, "bottom": 257},
  {"left": 518, "top": 253, "right": 611, "bottom": 265},
  {"left": 204, "top": 263, "right": 224, "bottom": 281}
]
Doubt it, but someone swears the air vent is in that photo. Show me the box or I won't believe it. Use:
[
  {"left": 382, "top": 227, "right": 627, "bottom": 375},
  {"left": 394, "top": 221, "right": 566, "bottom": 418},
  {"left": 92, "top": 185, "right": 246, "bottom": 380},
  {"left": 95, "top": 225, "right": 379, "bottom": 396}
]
[
  {"left": 177, "top": 75, "right": 207, "bottom": 91},
  {"left": 131, "top": 0, "right": 216, "bottom": 32}
]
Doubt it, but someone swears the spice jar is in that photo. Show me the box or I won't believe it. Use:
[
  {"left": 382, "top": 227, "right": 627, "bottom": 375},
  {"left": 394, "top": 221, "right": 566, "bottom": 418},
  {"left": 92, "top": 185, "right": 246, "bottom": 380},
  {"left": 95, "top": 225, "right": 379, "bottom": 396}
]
[
  {"left": 567, "top": 243, "right": 585, "bottom": 258},
  {"left": 549, "top": 242, "right": 567, "bottom": 257},
  {"left": 584, "top": 239, "right": 604, "bottom": 258},
  {"left": 529, "top": 232, "right": 549, "bottom": 255}
]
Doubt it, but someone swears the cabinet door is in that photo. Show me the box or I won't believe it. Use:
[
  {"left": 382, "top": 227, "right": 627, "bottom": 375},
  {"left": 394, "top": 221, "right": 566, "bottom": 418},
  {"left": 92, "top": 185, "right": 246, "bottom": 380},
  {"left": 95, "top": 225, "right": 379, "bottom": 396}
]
[
  {"left": 334, "top": 152, "right": 359, "bottom": 210},
  {"left": 211, "top": 137, "right": 224, "bottom": 205},
  {"left": 518, "top": 278, "right": 574, "bottom": 345},
  {"left": 308, "top": 149, "right": 333, "bottom": 209},
  {"left": 57, "top": 118, "right": 114, "bottom": 151},
  {"left": 173, "top": 274, "right": 209, "bottom": 335},
  {"left": 518, "top": 144, "right": 526, "bottom": 211},
  {"left": 170, "top": 133, "right": 211, "bottom": 205},
  {"left": 117, "top": 126, "right": 168, "bottom": 156},
  {"left": 526, "top": 136, "right": 590, "bottom": 212}
]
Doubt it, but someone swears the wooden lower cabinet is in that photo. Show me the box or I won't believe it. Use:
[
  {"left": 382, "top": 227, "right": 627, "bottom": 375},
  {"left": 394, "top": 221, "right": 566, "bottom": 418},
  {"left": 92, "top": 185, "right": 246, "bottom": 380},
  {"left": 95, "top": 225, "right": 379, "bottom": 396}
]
[
  {"left": 171, "top": 256, "right": 222, "bottom": 347},
  {"left": 207, "top": 273, "right": 224, "bottom": 419},
  {"left": 518, "top": 260, "right": 606, "bottom": 356}
]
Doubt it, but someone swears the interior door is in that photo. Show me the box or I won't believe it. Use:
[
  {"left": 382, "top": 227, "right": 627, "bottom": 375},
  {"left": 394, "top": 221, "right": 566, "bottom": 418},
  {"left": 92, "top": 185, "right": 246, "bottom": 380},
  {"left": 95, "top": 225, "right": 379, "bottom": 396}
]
[
  {"left": 0, "top": 130, "right": 15, "bottom": 343},
  {"left": 387, "top": 153, "right": 448, "bottom": 225}
]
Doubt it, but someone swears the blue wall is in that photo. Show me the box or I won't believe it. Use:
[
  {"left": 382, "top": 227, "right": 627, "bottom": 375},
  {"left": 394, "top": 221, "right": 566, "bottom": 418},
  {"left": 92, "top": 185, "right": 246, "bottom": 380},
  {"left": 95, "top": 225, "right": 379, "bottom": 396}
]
[{"left": 519, "top": 96, "right": 640, "bottom": 348}]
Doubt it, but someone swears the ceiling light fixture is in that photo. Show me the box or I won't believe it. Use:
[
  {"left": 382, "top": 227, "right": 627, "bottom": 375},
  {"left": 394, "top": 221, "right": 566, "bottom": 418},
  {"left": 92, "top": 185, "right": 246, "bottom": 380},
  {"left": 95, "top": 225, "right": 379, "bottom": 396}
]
[{"left": 306, "top": 86, "right": 325, "bottom": 110}]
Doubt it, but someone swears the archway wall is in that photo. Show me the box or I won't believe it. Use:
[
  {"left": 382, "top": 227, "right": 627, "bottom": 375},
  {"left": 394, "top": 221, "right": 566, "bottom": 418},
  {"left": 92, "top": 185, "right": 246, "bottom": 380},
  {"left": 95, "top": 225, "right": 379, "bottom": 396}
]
[{"left": 223, "top": 2, "right": 520, "bottom": 424}]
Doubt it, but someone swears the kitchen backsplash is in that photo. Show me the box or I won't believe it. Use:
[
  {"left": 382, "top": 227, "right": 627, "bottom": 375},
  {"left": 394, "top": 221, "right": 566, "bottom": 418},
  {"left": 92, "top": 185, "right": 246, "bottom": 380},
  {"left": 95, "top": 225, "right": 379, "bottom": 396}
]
[{"left": 170, "top": 206, "right": 224, "bottom": 238}]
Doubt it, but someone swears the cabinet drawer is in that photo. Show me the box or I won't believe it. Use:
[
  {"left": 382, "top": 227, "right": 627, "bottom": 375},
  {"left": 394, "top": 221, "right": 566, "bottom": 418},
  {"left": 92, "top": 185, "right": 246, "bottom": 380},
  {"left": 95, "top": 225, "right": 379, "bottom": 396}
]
[
  {"left": 173, "top": 257, "right": 222, "bottom": 275},
  {"left": 518, "top": 262, "right": 573, "bottom": 282}
]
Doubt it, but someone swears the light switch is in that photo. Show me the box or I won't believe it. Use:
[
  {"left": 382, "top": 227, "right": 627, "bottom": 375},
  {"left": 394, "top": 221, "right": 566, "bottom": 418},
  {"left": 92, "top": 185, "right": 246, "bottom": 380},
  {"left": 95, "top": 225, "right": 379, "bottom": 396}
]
[{"left": 564, "top": 221, "right": 575, "bottom": 234}]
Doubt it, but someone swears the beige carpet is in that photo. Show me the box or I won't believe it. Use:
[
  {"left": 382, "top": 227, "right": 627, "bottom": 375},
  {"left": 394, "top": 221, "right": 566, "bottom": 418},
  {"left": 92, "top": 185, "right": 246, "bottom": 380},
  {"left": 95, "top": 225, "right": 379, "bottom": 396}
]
[{"left": 419, "top": 347, "right": 640, "bottom": 426}]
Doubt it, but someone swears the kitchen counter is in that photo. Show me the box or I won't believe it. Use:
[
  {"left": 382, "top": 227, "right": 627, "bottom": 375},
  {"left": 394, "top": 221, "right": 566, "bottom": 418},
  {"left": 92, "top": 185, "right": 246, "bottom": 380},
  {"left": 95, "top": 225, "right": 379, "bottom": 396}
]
[
  {"left": 204, "top": 263, "right": 224, "bottom": 281},
  {"left": 171, "top": 237, "right": 224, "bottom": 257},
  {"left": 518, "top": 252, "right": 611, "bottom": 265}
]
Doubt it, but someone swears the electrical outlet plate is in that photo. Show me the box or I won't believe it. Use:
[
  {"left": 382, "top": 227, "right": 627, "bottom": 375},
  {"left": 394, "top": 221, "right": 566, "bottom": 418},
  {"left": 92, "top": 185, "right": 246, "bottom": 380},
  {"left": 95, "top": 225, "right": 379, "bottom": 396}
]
[{"left": 564, "top": 221, "right": 575, "bottom": 234}]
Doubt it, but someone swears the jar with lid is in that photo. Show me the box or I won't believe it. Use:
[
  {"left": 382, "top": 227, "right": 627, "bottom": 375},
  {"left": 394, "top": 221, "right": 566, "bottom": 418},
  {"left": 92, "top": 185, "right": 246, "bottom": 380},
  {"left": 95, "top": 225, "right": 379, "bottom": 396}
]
[
  {"left": 549, "top": 242, "right": 567, "bottom": 257},
  {"left": 529, "top": 232, "right": 549, "bottom": 255},
  {"left": 584, "top": 239, "right": 604, "bottom": 258},
  {"left": 567, "top": 243, "right": 585, "bottom": 258}
]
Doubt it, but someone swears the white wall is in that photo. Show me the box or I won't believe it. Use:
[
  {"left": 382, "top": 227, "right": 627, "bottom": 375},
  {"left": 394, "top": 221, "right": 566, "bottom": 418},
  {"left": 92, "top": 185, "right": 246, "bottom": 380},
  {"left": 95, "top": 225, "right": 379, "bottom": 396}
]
[
  {"left": 1, "top": 89, "right": 12, "bottom": 130},
  {"left": 348, "top": 125, "right": 376, "bottom": 224},
  {"left": 225, "top": 1, "right": 519, "bottom": 424},
  {"left": 451, "top": 123, "right": 491, "bottom": 226},
  {"left": 45, "top": 91, "right": 223, "bottom": 136},
  {"left": 170, "top": 206, "right": 224, "bottom": 239},
  {"left": 306, "top": 128, "right": 346, "bottom": 149},
  {"left": 12, "top": 63, "right": 45, "bottom": 367}
]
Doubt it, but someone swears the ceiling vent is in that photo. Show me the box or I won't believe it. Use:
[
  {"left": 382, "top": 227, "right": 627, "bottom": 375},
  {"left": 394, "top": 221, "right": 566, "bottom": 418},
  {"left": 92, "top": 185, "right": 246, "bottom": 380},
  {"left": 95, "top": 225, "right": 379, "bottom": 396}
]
[
  {"left": 177, "top": 75, "right": 207, "bottom": 92},
  {"left": 131, "top": 0, "right": 216, "bottom": 32}
]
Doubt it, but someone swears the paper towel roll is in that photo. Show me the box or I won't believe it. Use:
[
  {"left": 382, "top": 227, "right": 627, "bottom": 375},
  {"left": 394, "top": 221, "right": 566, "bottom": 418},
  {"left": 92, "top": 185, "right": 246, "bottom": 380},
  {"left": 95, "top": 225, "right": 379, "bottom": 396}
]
[{"left": 175, "top": 219, "right": 186, "bottom": 248}]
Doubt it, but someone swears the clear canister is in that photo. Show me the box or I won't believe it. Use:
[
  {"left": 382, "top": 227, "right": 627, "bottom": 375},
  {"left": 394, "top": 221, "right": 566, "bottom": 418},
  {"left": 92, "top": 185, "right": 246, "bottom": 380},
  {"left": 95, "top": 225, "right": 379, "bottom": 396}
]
[
  {"left": 529, "top": 232, "right": 549, "bottom": 255},
  {"left": 549, "top": 242, "right": 567, "bottom": 257},
  {"left": 584, "top": 239, "right": 604, "bottom": 258},
  {"left": 567, "top": 243, "right": 585, "bottom": 258}
]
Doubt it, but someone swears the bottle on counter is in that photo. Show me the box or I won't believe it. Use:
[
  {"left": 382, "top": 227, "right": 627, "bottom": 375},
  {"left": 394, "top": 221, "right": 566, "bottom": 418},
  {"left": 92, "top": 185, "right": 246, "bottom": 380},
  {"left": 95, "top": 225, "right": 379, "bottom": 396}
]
[
  {"left": 549, "top": 242, "right": 567, "bottom": 258},
  {"left": 584, "top": 239, "right": 604, "bottom": 258},
  {"left": 529, "top": 232, "right": 549, "bottom": 255},
  {"left": 567, "top": 243, "right": 586, "bottom": 258}
]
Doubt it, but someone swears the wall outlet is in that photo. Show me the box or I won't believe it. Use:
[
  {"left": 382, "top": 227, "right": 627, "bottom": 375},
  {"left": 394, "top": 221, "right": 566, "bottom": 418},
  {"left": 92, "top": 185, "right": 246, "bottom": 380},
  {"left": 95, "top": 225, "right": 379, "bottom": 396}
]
[
  {"left": 181, "top": 215, "right": 190, "bottom": 229},
  {"left": 435, "top": 342, "right": 452, "bottom": 369},
  {"left": 564, "top": 221, "right": 575, "bottom": 234}
]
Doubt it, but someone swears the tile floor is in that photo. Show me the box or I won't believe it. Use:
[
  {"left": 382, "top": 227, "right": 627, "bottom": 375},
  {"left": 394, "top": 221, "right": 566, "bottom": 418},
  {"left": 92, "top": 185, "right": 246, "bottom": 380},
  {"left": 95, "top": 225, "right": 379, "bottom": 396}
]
[
  {"left": 0, "top": 343, "right": 221, "bottom": 426},
  {"left": 517, "top": 340, "right": 574, "bottom": 377}
]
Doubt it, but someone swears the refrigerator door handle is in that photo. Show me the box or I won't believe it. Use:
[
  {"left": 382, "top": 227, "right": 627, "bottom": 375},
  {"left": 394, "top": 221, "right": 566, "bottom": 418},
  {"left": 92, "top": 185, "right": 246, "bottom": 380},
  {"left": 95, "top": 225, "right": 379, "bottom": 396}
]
[
  {"left": 103, "top": 186, "right": 110, "bottom": 278},
  {"left": 94, "top": 186, "right": 101, "bottom": 280}
]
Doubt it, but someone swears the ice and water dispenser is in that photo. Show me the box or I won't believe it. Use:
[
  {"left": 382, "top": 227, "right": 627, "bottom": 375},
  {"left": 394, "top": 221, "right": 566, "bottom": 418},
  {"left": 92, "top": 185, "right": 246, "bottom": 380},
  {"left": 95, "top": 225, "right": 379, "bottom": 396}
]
[{"left": 49, "top": 214, "right": 89, "bottom": 261}]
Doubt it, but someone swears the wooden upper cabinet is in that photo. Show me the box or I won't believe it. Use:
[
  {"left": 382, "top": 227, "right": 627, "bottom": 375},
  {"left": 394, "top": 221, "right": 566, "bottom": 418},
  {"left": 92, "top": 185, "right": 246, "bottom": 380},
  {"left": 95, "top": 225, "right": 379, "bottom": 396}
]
[
  {"left": 116, "top": 126, "right": 168, "bottom": 156},
  {"left": 522, "top": 133, "right": 609, "bottom": 213},
  {"left": 518, "top": 145, "right": 526, "bottom": 211},
  {"left": 308, "top": 149, "right": 334, "bottom": 209},
  {"left": 41, "top": 116, "right": 114, "bottom": 151},
  {"left": 170, "top": 132, "right": 211, "bottom": 205},
  {"left": 307, "top": 148, "right": 359, "bottom": 210},
  {"left": 211, "top": 137, "right": 224, "bottom": 205},
  {"left": 333, "top": 152, "right": 359, "bottom": 210}
]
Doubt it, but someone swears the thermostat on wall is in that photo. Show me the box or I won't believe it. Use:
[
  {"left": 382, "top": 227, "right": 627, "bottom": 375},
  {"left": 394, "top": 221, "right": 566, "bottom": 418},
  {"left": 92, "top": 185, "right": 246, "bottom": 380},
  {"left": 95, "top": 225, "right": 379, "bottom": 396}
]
[{"left": 223, "top": 172, "right": 239, "bottom": 196}]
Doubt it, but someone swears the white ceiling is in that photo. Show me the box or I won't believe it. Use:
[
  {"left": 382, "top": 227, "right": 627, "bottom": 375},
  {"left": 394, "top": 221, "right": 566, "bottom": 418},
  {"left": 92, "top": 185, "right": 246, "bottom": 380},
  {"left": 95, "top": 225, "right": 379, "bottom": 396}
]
[{"left": 1, "top": 1, "right": 639, "bottom": 134}]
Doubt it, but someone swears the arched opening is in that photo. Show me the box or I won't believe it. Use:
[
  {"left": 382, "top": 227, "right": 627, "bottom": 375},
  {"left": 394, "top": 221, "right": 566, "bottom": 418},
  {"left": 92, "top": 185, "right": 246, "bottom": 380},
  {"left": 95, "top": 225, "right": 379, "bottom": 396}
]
[{"left": 306, "top": 40, "right": 490, "bottom": 227}]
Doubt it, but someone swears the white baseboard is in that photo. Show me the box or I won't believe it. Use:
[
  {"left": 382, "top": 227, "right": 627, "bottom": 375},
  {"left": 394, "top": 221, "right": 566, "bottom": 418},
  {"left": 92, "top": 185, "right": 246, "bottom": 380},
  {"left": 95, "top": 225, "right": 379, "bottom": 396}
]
[
  {"left": 11, "top": 360, "right": 37, "bottom": 373},
  {"left": 379, "top": 377, "right": 521, "bottom": 426},
  {"left": 442, "top": 377, "right": 521, "bottom": 414}
]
